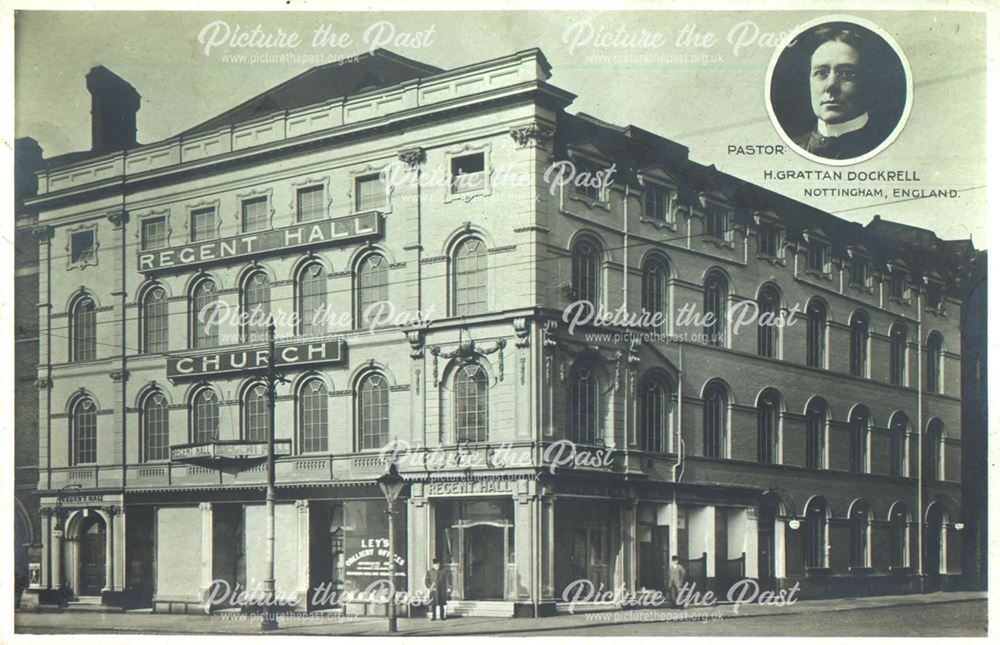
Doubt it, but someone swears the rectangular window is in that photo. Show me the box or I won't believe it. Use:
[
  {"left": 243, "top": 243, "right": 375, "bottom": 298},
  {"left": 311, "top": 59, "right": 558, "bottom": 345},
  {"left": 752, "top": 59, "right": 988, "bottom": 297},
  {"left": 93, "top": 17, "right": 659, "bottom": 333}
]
[
  {"left": 891, "top": 271, "right": 908, "bottom": 300},
  {"left": 356, "top": 174, "right": 386, "bottom": 212},
  {"left": 190, "top": 207, "right": 217, "bottom": 242},
  {"left": 758, "top": 226, "right": 780, "bottom": 257},
  {"left": 850, "top": 257, "right": 869, "bottom": 287},
  {"left": 141, "top": 217, "right": 167, "bottom": 251},
  {"left": 927, "top": 283, "right": 944, "bottom": 310},
  {"left": 807, "top": 242, "right": 828, "bottom": 272},
  {"left": 644, "top": 185, "right": 670, "bottom": 222},
  {"left": 705, "top": 207, "right": 729, "bottom": 240},
  {"left": 573, "top": 159, "right": 603, "bottom": 200},
  {"left": 296, "top": 185, "right": 325, "bottom": 222},
  {"left": 241, "top": 197, "right": 269, "bottom": 233},
  {"left": 450, "top": 153, "right": 485, "bottom": 194},
  {"left": 70, "top": 230, "right": 95, "bottom": 264}
]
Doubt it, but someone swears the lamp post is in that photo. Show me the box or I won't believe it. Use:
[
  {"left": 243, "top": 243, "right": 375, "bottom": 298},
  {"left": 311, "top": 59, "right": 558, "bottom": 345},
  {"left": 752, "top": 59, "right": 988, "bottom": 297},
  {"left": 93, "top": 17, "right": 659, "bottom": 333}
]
[
  {"left": 260, "top": 318, "right": 279, "bottom": 632},
  {"left": 377, "top": 462, "right": 407, "bottom": 633}
]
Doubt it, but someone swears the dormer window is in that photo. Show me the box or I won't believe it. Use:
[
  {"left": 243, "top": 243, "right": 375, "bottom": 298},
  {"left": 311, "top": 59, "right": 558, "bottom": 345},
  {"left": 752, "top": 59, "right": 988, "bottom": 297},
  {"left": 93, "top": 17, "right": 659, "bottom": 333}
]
[
  {"left": 849, "top": 254, "right": 869, "bottom": 288},
  {"left": 573, "top": 158, "right": 604, "bottom": 200},
  {"left": 644, "top": 184, "right": 672, "bottom": 223},
  {"left": 705, "top": 205, "right": 730, "bottom": 241},
  {"left": 758, "top": 224, "right": 781, "bottom": 258},
  {"left": 890, "top": 268, "right": 910, "bottom": 302}
]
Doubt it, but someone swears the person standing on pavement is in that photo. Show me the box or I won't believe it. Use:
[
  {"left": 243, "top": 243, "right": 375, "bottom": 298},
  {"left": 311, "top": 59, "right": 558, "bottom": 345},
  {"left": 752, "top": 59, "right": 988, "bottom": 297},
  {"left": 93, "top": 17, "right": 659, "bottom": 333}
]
[
  {"left": 669, "top": 555, "right": 687, "bottom": 609},
  {"left": 425, "top": 558, "right": 450, "bottom": 621}
]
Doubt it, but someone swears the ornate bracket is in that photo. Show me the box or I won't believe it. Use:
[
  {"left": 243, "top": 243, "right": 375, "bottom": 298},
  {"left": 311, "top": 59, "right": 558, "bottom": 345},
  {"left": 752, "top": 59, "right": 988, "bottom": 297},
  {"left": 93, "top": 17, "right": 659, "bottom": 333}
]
[
  {"left": 427, "top": 333, "right": 507, "bottom": 387},
  {"left": 398, "top": 147, "right": 427, "bottom": 168},
  {"left": 406, "top": 326, "right": 425, "bottom": 359},
  {"left": 513, "top": 318, "right": 530, "bottom": 348},
  {"left": 110, "top": 370, "right": 131, "bottom": 383},
  {"left": 33, "top": 225, "right": 53, "bottom": 244},
  {"left": 35, "top": 377, "right": 52, "bottom": 390},
  {"left": 106, "top": 210, "right": 129, "bottom": 230},
  {"left": 509, "top": 124, "right": 553, "bottom": 149}
]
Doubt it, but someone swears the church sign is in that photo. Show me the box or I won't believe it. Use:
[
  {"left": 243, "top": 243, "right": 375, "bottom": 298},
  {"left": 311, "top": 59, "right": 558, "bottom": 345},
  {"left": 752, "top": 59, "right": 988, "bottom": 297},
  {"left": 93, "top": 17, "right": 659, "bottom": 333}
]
[
  {"left": 138, "top": 211, "right": 381, "bottom": 272},
  {"left": 166, "top": 339, "right": 345, "bottom": 379}
]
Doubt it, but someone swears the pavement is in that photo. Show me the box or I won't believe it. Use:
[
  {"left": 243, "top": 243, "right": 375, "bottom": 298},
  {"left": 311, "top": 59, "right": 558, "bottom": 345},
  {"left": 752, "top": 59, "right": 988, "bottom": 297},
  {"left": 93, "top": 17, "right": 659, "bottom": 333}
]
[{"left": 13, "top": 590, "right": 988, "bottom": 637}]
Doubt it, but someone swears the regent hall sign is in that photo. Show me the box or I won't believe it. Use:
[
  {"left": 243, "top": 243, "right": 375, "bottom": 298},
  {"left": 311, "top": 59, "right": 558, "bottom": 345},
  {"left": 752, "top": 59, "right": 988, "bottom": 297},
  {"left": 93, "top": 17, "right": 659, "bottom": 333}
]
[
  {"left": 167, "top": 339, "right": 344, "bottom": 379},
  {"left": 138, "top": 211, "right": 380, "bottom": 272}
]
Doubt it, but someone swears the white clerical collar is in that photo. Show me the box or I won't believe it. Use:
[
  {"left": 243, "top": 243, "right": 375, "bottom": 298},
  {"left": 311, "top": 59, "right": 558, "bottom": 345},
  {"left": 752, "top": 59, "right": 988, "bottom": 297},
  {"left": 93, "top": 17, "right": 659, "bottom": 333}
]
[{"left": 817, "top": 112, "right": 869, "bottom": 138}]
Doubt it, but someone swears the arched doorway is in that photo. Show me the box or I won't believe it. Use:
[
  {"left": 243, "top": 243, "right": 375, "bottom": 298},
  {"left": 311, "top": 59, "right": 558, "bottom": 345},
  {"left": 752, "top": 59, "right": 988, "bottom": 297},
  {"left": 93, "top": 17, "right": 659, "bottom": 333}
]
[
  {"left": 925, "top": 504, "right": 948, "bottom": 590},
  {"left": 77, "top": 514, "right": 107, "bottom": 597}
]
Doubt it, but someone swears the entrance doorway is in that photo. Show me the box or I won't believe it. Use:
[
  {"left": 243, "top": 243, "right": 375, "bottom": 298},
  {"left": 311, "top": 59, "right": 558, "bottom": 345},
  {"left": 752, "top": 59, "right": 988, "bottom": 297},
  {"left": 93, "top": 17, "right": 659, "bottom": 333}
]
[
  {"left": 435, "top": 499, "right": 514, "bottom": 601},
  {"left": 925, "top": 504, "right": 947, "bottom": 590},
  {"left": 78, "top": 514, "right": 107, "bottom": 596},
  {"left": 758, "top": 496, "right": 780, "bottom": 591}
]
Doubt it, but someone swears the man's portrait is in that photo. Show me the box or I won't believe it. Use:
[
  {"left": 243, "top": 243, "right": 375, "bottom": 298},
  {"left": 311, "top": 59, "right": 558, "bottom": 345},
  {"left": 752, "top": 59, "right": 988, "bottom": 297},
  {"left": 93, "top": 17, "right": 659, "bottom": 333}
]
[{"left": 767, "top": 20, "right": 910, "bottom": 164}]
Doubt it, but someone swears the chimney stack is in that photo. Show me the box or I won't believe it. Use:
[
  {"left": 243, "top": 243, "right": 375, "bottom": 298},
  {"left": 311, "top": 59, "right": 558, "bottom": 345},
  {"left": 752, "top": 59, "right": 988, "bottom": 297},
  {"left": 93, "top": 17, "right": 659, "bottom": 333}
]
[{"left": 85, "top": 66, "right": 140, "bottom": 153}]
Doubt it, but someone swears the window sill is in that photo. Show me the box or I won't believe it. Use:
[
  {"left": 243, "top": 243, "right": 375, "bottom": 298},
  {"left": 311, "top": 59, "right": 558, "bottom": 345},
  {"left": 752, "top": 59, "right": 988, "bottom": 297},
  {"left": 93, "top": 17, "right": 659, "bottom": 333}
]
[
  {"left": 849, "top": 566, "right": 875, "bottom": 575},
  {"left": 756, "top": 253, "right": 786, "bottom": 266},
  {"left": 889, "top": 566, "right": 913, "bottom": 575},
  {"left": 805, "top": 567, "right": 832, "bottom": 577},
  {"left": 638, "top": 215, "right": 677, "bottom": 232},
  {"left": 803, "top": 268, "right": 832, "bottom": 281},
  {"left": 701, "top": 237, "right": 734, "bottom": 250}
]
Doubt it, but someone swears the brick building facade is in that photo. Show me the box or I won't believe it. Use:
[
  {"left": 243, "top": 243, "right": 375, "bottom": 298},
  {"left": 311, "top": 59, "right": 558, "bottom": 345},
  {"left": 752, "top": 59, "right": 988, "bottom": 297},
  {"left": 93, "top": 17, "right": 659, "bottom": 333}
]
[{"left": 18, "top": 48, "right": 979, "bottom": 615}]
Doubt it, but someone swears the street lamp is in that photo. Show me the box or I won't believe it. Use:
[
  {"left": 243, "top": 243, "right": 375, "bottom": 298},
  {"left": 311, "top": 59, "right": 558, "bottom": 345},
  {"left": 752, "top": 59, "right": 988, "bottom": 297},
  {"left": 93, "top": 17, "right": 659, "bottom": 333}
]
[
  {"left": 260, "top": 318, "right": 280, "bottom": 632},
  {"left": 377, "top": 462, "right": 407, "bottom": 633}
]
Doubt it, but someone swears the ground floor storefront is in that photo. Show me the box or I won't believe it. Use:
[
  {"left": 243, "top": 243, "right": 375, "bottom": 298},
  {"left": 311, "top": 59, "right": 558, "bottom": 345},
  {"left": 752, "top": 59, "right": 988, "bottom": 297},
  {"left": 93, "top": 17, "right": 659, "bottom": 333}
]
[{"left": 25, "top": 476, "right": 964, "bottom": 615}]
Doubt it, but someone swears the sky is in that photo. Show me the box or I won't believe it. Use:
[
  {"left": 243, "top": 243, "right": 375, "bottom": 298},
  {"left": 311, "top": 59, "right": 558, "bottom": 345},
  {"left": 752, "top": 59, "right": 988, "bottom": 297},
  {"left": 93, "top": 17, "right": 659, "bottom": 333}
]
[{"left": 14, "top": 9, "right": 988, "bottom": 247}]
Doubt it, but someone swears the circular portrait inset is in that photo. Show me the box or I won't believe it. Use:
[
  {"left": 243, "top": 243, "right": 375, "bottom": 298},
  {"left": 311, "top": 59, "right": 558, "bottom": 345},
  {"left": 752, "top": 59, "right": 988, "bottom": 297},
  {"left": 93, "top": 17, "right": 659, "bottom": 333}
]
[{"left": 766, "top": 16, "right": 912, "bottom": 165}]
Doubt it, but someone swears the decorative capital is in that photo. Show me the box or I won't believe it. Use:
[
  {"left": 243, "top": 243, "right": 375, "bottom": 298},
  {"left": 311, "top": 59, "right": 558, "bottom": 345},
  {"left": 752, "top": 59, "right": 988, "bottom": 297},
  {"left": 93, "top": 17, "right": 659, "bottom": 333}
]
[
  {"left": 32, "top": 225, "right": 53, "bottom": 243},
  {"left": 101, "top": 504, "right": 121, "bottom": 517},
  {"left": 398, "top": 147, "right": 426, "bottom": 168},
  {"left": 199, "top": 502, "right": 212, "bottom": 512},
  {"left": 35, "top": 377, "right": 52, "bottom": 390},
  {"left": 510, "top": 124, "right": 553, "bottom": 148},
  {"left": 106, "top": 210, "right": 129, "bottom": 229},
  {"left": 39, "top": 507, "right": 54, "bottom": 518},
  {"left": 110, "top": 369, "right": 131, "bottom": 383},
  {"left": 295, "top": 499, "right": 309, "bottom": 512}
]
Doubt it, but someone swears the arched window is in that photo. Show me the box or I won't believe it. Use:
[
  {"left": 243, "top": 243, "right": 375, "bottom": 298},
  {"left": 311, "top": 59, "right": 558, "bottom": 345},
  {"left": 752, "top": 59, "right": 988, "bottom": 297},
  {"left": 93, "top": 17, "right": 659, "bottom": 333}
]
[
  {"left": 455, "top": 363, "right": 489, "bottom": 443},
  {"left": 640, "top": 373, "right": 671, "bottom": 452},
  {"left": 849, "top": 311, "right": 870, "bottom": 378},
  {"left": 70, "top": 295, "right": 97, "bottom": 362},
  {"left": 299, "top": 379, "right": 328, "bottom": 453},
  {"left": 890, "top": 322, "right": 908, "bottom": 386},
  {"left": 756, "top": 389, "right": 781, "bottom": 464},
  {"left": 806, "top": 299, "right": 827, "bottom": 368},
  {"left": 702, "top": 381, "right": 728, "bottom": 458},
  {"left": 926, "top": 332, "right": 943, "bottom": 394},
  {"left": 805, "top": 398, "right": 828, "bottom": 469},
  {"left": 927, "top": 419, "right": 944, "bottom": 481},
  {"left": 140, "top": 391, "right": 169, "bottom": 462},
  {"left": 297, "top": 262, "right": 326, "bottom": 337},
  {"left": 141, "top": 286, "right": 168, "bottom": 353},
  {"left": 757, "top": 284, "right": 781, "bottom": 358},
  {"left": 890, "top": 503, "right": 910, "bottom": 569},
  {"left": 358, "top": 373, "right": 389, "bottom": 451},
  {"left": 70, "top": 396, "right": 97, "bottom": 465},
  {"left": 849, "top": 500, "right": 871, "bottom": 568},
  {"left": 190, "top": 278, "right": 219, "bottom": 349},
  {"left": 703, "top": 271, "right": 728, "bottom": 347},
  {"left": 357, "top": 254, "right": 389, "bottom": 326},
  {"left": 243, "top": 382, "right": 269, "bottom": 442},
  {"left": 849, "top": 406, "right": 871, "bottom": 474},
  {"left": 805, "top": 497, "right": 828, "bottom": 568},
  {"left": 453, "top": 238, "right": 487, "bottom": 315},
  {"left": 889, "top": 412, "right": 909, "bottom": 477},
  {"left": 572, "top": 238, "right": 601, "bottom": 308},
  {"left": 568, "top": 364, "right": 599, "bottom": 445},
  {"left": 191, "top": 387, "right": 219, "bottom": 444},
  {"left": 242, "top": 271, "right": 271, "bottom": 344},
  {"left": 641, "top": 257, "right": 668, "bottom": 333}
]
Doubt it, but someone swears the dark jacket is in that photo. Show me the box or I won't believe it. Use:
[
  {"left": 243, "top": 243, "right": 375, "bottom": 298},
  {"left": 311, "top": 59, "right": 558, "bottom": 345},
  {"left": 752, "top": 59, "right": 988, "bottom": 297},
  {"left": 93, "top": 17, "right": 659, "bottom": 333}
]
[
  {"left": 793, "top": 123, "right": 882, "bottom": 160},
  {"left": 424, "top": 566, "right": 451, "bottom": 605}
]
